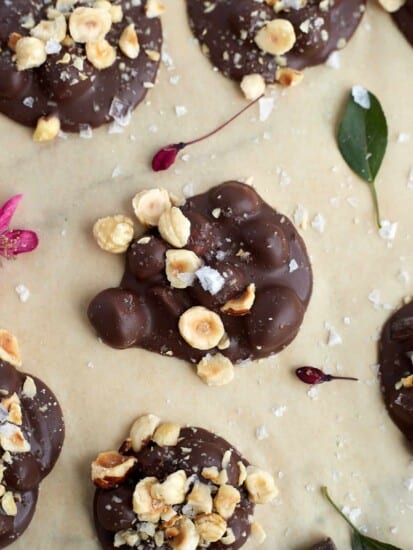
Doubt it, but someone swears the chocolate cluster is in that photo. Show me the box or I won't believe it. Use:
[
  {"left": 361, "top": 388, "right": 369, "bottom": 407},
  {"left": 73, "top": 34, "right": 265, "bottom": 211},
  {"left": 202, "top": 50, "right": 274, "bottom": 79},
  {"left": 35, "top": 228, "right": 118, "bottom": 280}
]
[
  {"left": 0, "top": 332, "right": 65, "bottom": 548},
  {"left": 379, "top": 301, "right": 413, "bottom": 444},
  {"left": 92, "top": 414, "right": 278, "bottom": 549},
  {"left": 186, "top": 0, "right": 366, "bottom": 84},
  {"left": 88, "top": 181, "right": 312, "bottom": 370},
  {"left": 0, "top": 0, "right": 162, "bottom": 134}
]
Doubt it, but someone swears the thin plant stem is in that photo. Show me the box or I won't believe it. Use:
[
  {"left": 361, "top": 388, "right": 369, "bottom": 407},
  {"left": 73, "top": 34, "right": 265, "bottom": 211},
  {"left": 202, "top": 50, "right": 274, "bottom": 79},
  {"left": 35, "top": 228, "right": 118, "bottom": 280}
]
[{"left": 186, "top": 95, "right": 263, "bottom": 147}]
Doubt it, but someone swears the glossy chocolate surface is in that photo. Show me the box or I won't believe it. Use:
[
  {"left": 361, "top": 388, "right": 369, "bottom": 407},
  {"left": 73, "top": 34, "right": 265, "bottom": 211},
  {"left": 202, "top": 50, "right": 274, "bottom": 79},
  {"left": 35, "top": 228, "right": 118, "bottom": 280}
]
[
  {"left": 0, "top": 360, "right": 65, "bottom": 548},
  {"left": 0, "top": 1, "right": 162, "bottom": 131},
  {"left": 186, "top": 0, "right": 366, "bottom": 82},
  {"left": 393, "top": 1, "right": 413, "bottom": 46},
  {"left": 88, "top": 181, "right": 313, "bottom": 364},
  {"left": 379, "top": 301, "right": 413, "bottom": 444},
  {"left": 94, "top": 426, "right": 254, "bottom": 549}
]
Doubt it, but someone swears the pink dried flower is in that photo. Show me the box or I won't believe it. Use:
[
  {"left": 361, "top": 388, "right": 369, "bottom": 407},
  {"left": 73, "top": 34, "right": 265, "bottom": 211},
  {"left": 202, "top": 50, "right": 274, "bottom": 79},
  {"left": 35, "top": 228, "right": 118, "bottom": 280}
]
[{"left": 0, "top": 195, "right": 39, "bottom": 259}]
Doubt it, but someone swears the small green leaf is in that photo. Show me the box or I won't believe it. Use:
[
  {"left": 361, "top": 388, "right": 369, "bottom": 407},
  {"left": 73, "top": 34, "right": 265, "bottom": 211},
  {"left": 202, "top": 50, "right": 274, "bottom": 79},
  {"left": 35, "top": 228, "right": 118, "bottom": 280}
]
[
  {"left": 353, "top": 531, "right": 403, "bottom": 550},
  {"left": 322, "top": 487, "right": 403, "bottom": 550},
  {"left": 337, "top": 88, "right": 388, "bottom": 227}
]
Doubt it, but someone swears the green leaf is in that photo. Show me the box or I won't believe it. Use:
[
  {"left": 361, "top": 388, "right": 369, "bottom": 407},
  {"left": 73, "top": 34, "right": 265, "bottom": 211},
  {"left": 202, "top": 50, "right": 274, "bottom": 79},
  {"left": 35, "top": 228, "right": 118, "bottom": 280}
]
[
  {"left": 352, "top": 531, "right": 403, "bottom": 550},
  {"left": 337, "top": 88, "right": 388, "bottom": 227},
  {"left": 322, "top": 487, "right": 403, "bottom": 550}
]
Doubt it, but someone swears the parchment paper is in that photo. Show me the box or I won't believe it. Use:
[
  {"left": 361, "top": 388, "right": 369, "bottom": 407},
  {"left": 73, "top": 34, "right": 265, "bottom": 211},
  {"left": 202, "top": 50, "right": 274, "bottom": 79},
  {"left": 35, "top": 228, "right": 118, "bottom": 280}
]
[{"left": 0, "top": 2, "right": 412, "bottom": 548}]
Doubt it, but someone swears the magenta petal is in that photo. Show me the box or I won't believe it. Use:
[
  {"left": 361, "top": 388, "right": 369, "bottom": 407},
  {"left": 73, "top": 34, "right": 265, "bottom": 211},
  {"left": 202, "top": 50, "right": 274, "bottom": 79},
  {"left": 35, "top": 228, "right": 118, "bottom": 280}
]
[
  {"left": 0, "top": 229, "right": 39, "bottom": 257},
  {"left": 0, "top": 194, "right": 23, "bottom": 234},
  {"left": 152, "top": 146, "right": 179, "bottom": 172}
]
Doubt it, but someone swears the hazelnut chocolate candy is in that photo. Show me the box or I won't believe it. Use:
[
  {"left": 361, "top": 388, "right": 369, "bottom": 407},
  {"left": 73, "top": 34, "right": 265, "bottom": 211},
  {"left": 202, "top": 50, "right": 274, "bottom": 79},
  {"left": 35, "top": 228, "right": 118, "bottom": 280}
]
[
  {"left": 390, "top": 1, "right": 413, "bottom": 46},
  {"left": 186, "top": 0, "right": 366, "bottom": 89},
  {"left": 0, "top": 0, "right": 163, "bottom": 136},
  {"left": 92, "top": 414, "right": 278, "bottom": 549},
  {"left": 379, "top": 301, "right": 413, "bottom": 444},
  {"left": 88, "top": 181, "right": 313, "bottom": 375},
  {"left": 0, "top": 330, "right": 65, "bottom": 548}
]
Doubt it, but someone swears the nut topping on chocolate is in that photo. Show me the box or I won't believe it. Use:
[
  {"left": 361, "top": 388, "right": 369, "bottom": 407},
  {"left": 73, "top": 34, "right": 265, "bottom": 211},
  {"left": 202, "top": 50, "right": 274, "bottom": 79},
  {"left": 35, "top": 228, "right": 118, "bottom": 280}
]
[
  {"left": 88, "top": 181, "right": 312, "bottom": 385},
  {"left": 92, "top": 414, "right": 277, "bottom": 549},
  {"left": 186, "top": 0, "right": 366, "bottom": 97},
  {"left": 0, "top": 330, "right": 65, "bottom": 548},
  {"left": 0, "top": 0, "right": 163, "bottom": 135}
]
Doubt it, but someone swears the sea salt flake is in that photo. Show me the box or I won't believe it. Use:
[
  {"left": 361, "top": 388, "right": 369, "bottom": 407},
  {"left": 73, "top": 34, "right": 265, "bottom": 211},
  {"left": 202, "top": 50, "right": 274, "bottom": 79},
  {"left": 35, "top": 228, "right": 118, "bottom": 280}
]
[
  {"left": 325, "top": 50, "right": 340, "bottom": 69},
  {"left": 311, "top": 213, "right": 326, "bottom": 233},
  {"left": 404, "top": 478, "right": 413, "bottom": 491},
  {"left": 289, "top": 259, "right": 299, "bottom": 272},
  {"left": 22, "top": 96, "right": 34, "bottom": 108},
  {"left": 109, "top": 97, "right": 132, "bottom": 127},
  {"left": 45, "top": 39, "right": 62, "bottom": 55},
  {"left": 182, "top": 183, "right": 195, "bottom": 198},
  {"left": 175, "top": 105, "right": 187, "bottom": 117},
  {"left": 0, "top": 405, "right": 8, "bottom": 424},
  {"left": 368, "top": 289, "right": 381, "bottom": 308},
  {"left": 326, "top": 324, "right": 342, "bottom": 346},
  {"left": 352, "top": 85, "right": 371, "bottom": 109},
  {"left": 307, "top": 386, "right": 319, "bottom": 400},
  {"left": 111, "top": 165, "right": 122, "bottom": 178},
  {"left": 15, "top": 284, "right": 30, "bottom": 302},
  {"left": 195, "top": 266, "right": 225, "bottom": 295},
  {"left": 398, "top": 270, "right": 410, "bottom": 285},
  {"left": 293, "top": 204, "right": 308, "bottom": 229},
  {"left": 79, "top": 124, "right": 93, "bottom": 139},
  {"left": 282, "top": 0, "right": 302, "bottom": 8},
  {"left": 379, "top": 220, "right": 398, "bottom": 241},
  {"left": 271, "top": 405, "right": 287, "bottom": 417},
  {"left": 397, "top": 132, "right": 410, "bottom": 143},
  {"left": 259, "top": 97, "right": 274, "bottom": 122},
  {"left": 255, "top": 425, "right": 269, "bottom": 440}
]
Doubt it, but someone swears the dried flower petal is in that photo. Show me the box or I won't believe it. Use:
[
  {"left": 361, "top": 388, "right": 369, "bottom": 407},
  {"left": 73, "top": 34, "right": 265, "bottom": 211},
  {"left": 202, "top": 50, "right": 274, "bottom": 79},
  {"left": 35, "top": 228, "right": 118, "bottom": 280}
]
[
  {"left": 0, "top": 230, "right": 39, "bottom": 258},
  {"left": 0, "top": 195, "right": 39, "bottom": 259},
  {"left": 0, "top": 195, "right": 23, "bottom": 234},
  {"left": 295, "top": 366, "right": 358, "bottom": 385},
  {"left": 152, "top": 144, "right": 184, "bottom": 172}
]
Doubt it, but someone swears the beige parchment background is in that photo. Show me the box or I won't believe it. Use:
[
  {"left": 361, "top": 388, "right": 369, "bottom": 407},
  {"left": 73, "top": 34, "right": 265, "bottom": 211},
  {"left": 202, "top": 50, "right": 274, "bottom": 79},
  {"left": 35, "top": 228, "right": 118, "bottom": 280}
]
[{"left": 0, "top": 1, "right": 412, "bottom": 548}]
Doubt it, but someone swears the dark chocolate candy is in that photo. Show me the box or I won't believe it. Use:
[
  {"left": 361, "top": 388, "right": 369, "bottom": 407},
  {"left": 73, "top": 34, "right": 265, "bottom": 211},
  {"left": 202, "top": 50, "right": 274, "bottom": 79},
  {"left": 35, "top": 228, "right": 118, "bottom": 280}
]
[
  {"left": 310, "top": 538, "right": 337, "bottom": 550},
  {"left": 379, "top": 301, "right": 413, "bottom": 444},
  {"left": 88, "top": 181, "right": 313, "bottom": 364},
  {"left": 93, "top": 424, "right": 254, "bottom": 549},
  {"left": 186, "top": 0, "right": 366, "bottom": 83},
  {"left": 393, "top": 1, "right": 413, "bottom": 47},
  {"left": 0, "top": 1, "right": 162, "bottom": 132},
  {"left": 0, "top": 360, "right": 65, "bottom": 548}
]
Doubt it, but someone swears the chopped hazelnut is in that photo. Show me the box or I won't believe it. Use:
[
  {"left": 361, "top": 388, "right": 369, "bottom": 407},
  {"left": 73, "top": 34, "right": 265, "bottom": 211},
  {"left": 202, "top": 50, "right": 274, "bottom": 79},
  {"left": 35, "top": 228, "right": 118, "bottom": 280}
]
[
  {"left": 119, "top": 24, "right": 140, "bottom": 59},
  {"left": 152, "top": 423, "right": 181, "bottom": 447},
  {"left": 33, "top": 116, "right": 61, "bottom": 142},
  {"left": 158, "top": 207, "right": 191, "bottom": 248},
  {"left": 93, "top": 215, "right": 134, "bottom": 253},
  {"left": 15, "top": 37, "right": 47, "bottom": 70},
  {"left": 0, "top": 330, "right": 22, "bottom": 368},
  {"left": 179, "top": 307, "right": 225, "bottom": 351},
  {"left": 197, "top": 354, "right": 235, "bottom": 386},
  {"left": 91, "top": 451, "right": 137, "bottom": 489},
  {"left": 254, "top": 19, "right": 296, "bottom": 56},
  {"left": 129, "top": 414, "right": 160, "bottom": 452}
]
